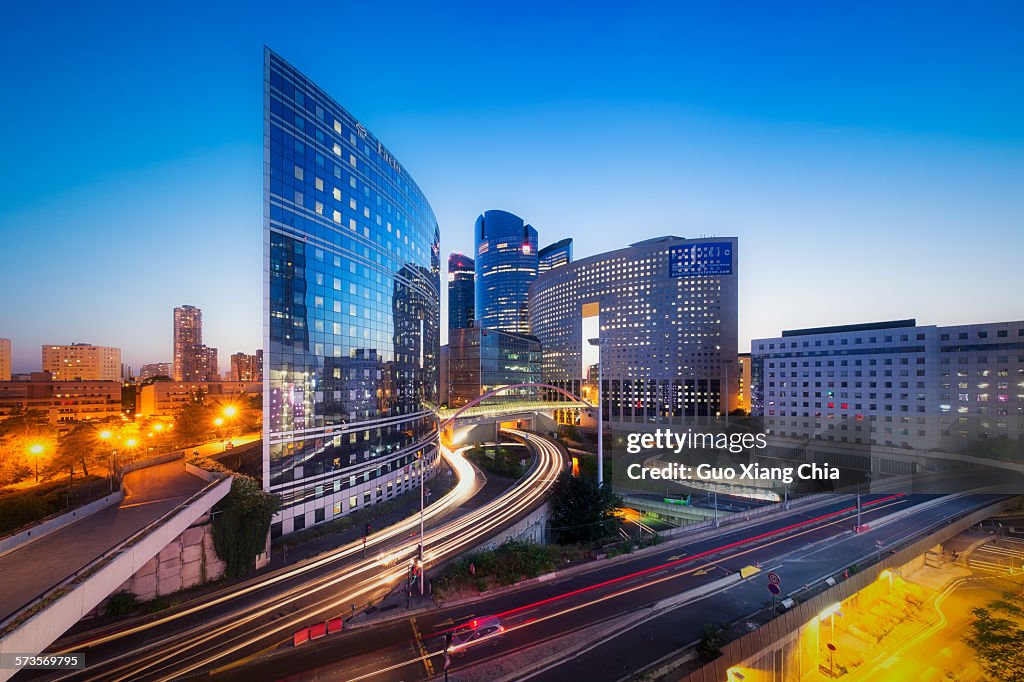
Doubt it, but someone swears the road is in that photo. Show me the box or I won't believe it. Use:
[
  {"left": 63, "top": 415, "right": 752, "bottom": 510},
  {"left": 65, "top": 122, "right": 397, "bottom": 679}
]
[
  {"left": 215, "top": 492, "right": 1008, "bottom": 682},
  {"left": 31, "top": 429, "right": 564, "bottom": 682}
]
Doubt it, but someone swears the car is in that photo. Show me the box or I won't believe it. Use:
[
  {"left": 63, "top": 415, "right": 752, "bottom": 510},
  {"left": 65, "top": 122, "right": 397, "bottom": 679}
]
[{"left": 446, "top": 616, "right": 505, "bottom": 655}]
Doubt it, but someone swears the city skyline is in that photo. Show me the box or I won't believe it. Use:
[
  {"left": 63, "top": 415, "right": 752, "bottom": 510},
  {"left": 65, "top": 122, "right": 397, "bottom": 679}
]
[{"left": 2, "top": 1, "right": 1022, "bottom": 372}]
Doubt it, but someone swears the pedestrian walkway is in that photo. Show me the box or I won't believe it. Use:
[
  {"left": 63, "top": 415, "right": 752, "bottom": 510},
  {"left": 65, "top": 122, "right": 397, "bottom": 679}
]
[{"left": 0, "top": 458, "right": 207, "bottom": 622}]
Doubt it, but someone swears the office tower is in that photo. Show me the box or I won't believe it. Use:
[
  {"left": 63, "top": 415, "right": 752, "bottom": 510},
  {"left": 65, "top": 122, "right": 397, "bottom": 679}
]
[
  {"left": 529, "top": 236, "right": 738, "bottom": 417},
  {"left": 538, "top": 238, "right": 573, "bottom": 273},
  {"left": 751, "top": 319, "right": 1024, "bottom": 451},
  {"left": 447, "top": 252, "right": 475, "bottom": 333},
  {"left": 448, "top": 327, "right": 542, "bottom": 407},
  {"left": 0, "top": 338, "right": 10, "bottom": 382},
  {"left": 173, "top": 305, "right": 203, "bottom": 381},
  {"left": 41, "top": 343, "right": 122, "bottom": 382},
  {"left": 474, "top": 210, "right": 538, "bottom": 334},
  {"left": 736, "top": 352, "right": 752, "bottom": 414},
  {"left": 264, "top": 48, "right": 440, "bottom": 535}
]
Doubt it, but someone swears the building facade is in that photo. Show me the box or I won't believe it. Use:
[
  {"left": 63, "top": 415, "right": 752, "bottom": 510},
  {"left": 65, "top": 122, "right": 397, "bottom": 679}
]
[
  {"left": 0, "top": 373, "right": 121, "bottom": 424},
  {"left": 138, "top": 380, "right": 262, "bottom": 418},
  {"left": 447, "top": 252, "right": 475, "bottom": 333},
  {"left": 735, "top": 352, "right": 752, "bottom": 414},
  {"left": 448, "top": 327, "right": 542, "bottom": 407},
  {"left": 529, "top": 236, "right": 739, "bottom": 419},
  {"left": 538, "top": 238, "right": 573, "bottom": 273},
  {"left": 173, "top": 305, "right": 203, "bottom": 381},
  {"left": 42, "top": 344, "right": 122, "bottom": 382},
  {"left": 474, "top": 210, "right": 538, "bottom": 335},
  {"left": 0, "top": 338, "right": 10, "bottom": 382},
  {"left": 230, "top": 352, "right": 263, "bottom": 381},
  {"left": 139, "top": 362, "right": 173, "bottom": 381},
  {"left": 751, "top": 319, "right": 1024, "bottom": 452},
  {"left": 264, "top": 48, "right": 440, "bottom": 536}
]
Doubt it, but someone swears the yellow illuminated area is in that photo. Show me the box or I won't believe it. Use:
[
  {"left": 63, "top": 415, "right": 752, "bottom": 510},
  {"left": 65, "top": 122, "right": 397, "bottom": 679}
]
[
  {"left": 125, "top": 438, "right": 137, "bottom": 447},
  {"left": 29, "top": 443, "right": 44, "bottom": 456},
  {"left": 223, "top": 405, "right": 238, "bottom": 418},
  {"left": 99, "top": 430, "right": 112, "bottom": 440},
  {"left": 214, "top": 417, "right": 224, "bottom": 427}
]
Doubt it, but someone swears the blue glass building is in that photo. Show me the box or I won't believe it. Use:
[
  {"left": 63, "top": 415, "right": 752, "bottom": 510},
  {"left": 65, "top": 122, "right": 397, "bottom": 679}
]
[
  {"left": 447, "top": 252, "right": 475, "bottom": 333},
  {"left": 263, "top": 48, "right": 440, "bottom": 536},
  {"left": 474, "top": 210, "right": 538, "bottom": 335},
  {"left": 538, "top": 238, "right": 573, "bottom": 273}
]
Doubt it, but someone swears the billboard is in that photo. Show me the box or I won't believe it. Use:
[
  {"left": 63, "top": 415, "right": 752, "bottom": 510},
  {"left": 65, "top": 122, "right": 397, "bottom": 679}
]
[{"left": 669, "top": 241, "right": 733, "bottom": 277}]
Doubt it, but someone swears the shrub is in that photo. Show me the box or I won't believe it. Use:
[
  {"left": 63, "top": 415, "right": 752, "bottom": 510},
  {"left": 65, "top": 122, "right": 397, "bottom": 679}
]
[{"left": 105, "top": 591, "right": 138, "bottom": 617}]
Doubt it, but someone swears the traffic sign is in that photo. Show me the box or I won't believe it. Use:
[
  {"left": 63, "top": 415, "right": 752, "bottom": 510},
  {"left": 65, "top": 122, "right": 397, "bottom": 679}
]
[
  {"left": 768, "top": 583, "right": 781, "bottom": 595},
  {"left": 767, "top": 572, "right": 781, "bottom": 585}
]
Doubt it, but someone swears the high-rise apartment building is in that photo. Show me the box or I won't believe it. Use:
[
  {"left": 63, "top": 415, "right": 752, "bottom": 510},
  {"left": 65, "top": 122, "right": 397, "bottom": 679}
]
[
  {"left": 538, "top": 238, "right": 573, "bottom": 273},
  {"left": 230, "top": 352, "right": 262, "bottom": 381},
  {"left": 529, "top": 236, "right": 738, "bottom": 418},
  {"left": 474, "top": 210, "right": 538, "bottom": 335},
  {"left": 173, "top": 305, "right": 203, "bottom": 381},
  {"left": 172, "top": 305, "right": 218, "bottom": 381},
  {"left": 264, "top": 48, "right": 440, "bottom": 536},
  {"left": 0, "top": 338, "right": 10, "bottom": 382},
  {"left": 447, "top": 252, "right": 475, "bottom": 333},
  {"left": 751, "top": 318, "right": 1024, "bottom": 452},
  {"left": 42, "top": 344, "right": 122, "bottom": 382}
]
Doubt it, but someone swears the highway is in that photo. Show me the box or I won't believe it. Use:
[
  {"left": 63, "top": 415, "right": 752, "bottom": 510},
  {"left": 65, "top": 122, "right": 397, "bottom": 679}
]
[
  {"left": 212, "top": 491, "right": 1009, "bottom": 682},
  {"left": 31, "top": 429, "right": 565, "bottom": 682}
]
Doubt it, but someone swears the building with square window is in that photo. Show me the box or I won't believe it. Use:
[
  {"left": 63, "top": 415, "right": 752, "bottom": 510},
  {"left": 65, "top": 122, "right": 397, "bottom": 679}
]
[
  {"left": 528, "top": 236, "right": 738, "bottom": 420},
  {"left": 751, "top": 319, "right": 1024, "bottom": 454},
  {"left": 264, "top": 48, "right": 440, "bottom": 536},
  {"left": 42, "top": 343, "right": 121, "bottom": 382},
  {"left": 448, "top": 327, "right": 542, "bottom": 407}
]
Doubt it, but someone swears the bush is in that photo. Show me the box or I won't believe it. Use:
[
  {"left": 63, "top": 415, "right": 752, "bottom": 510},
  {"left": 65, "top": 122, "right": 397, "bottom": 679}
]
[
  {"left": 105, "top": 591, "right": 138, "bottom": 617},
  {"left": 697, "top": 623, "right": 722, "bottom": 661},
  {"left": 211, "top": 476, "right": 281, "bottom": 577},
  {"left": 466, "top": 445, "right": 527, "bottom": 479},
  {"left": 433, "top": 540, "right": 565, "bottom": 599}
]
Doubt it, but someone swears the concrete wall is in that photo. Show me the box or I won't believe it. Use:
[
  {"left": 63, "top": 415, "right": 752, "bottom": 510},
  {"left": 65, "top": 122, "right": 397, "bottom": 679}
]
[
  {"left": 0, "top": 476, "right": 232, "bottom": 682},
  {"left": 0, "top": 491, "right": 124, "bottom": 559}
]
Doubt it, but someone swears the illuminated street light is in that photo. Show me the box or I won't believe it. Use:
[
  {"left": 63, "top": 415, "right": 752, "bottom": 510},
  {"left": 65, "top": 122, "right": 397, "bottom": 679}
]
[
  {"left": 100, "top": 430, "right": 112, "bottom": 440},
  {"left": 214, "top": 417, "right": 225, "bottom": 427},
  {"left": 223, "top": 405, "right": 238, "bottom": 418},
  {"left": 154, "top": 423, "right": 164, "bottom": 432},
  {"left": 125, "top": 438, "right": 137, "bottom": 448},
  {"left": 28, "top": 443, "right": 45, "bottom": 482}
]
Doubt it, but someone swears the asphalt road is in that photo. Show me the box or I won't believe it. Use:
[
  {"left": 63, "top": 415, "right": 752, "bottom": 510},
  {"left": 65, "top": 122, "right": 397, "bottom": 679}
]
[
  {"left": 204, "top": 492, "right": 1008, "bottom": 681},
  {"left": 29, "top": 430, "right": 564, "bottom": 682}
]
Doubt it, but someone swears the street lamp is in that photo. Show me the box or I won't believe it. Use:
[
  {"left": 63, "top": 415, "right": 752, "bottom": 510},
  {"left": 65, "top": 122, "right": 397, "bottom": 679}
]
[
  {"left": 588, "top": 337, "right": 612, "bottom": 489},
  {"left": 28, "top": 443, "right": 44, "bottom": 483},
  {"left": 416, "top": 450, "right": 426, "bottom": 595}
]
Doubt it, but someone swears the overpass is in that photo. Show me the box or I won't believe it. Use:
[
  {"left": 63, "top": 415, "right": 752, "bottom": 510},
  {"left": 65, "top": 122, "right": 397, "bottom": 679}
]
[
  {"left": 438, "top": 383, "right": 591, "bottom": 444},
  {"left": 0, "top": 459, "right": 232, "bottom": 681}
]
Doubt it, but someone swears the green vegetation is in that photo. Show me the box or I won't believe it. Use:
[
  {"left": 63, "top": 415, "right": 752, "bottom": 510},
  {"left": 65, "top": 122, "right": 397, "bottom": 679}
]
[
  {"left": 432, "top": 540, "right": 590, "bottom": 599},
  {"left": 696, "top": 622, "right": 723, "bottom": 660},
  {"left": 965, "top": 590, "right": 1024, "bottom": 681},
  {"left": 105, "top": 591, "right": 139, "bottom": 617},
  {"left": 465, "top": 444, "right": 528, "bottom": 478},
  {"left": 966, "top": 436, "right": 1024, "bottom": 462},
  {"left": 548, "top": 470, "right": 622, "bottom": 544},
  {"left": 0, "top": 475, "right": 108, "bottom": 535},
  {"left": 210, "top": 476, "right": 281, "bottom": 578}
]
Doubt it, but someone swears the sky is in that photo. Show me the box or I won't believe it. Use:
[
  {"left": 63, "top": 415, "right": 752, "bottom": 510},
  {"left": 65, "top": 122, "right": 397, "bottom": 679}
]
[{"left": 0, "top": 1, "right": 1022, "bottom": 373}]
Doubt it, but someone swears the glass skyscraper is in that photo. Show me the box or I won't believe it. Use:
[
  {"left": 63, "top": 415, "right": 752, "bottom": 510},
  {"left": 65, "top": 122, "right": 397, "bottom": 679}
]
[
  {"left": 447, "top": 252, "right": 475, "bottom": 333},
  {"left": 538, "top": 238, "right": 573, "bottom": 273},
  {"left": 263, "top": 48, "right": 440, "bottom": 536},
  {"left": 474, "top": 209, "right": 538, "bottom": 334}
]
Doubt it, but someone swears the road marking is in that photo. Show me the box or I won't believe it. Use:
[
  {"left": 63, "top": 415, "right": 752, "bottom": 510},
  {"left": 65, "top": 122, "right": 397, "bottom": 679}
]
[{"left": 410, "top": 617, "right": 434, "bottom": 677}]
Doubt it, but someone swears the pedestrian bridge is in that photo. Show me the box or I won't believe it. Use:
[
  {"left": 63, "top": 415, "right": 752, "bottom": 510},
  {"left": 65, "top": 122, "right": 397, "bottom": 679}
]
[{"left": 436, "top": 383, "right": 591, "bottom": 444}]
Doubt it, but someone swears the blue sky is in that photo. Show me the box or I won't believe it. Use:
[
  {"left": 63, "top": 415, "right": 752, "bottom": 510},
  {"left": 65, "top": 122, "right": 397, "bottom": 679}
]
[{"left": 1, "top": 1, "right": 1021, "bottom": 372}]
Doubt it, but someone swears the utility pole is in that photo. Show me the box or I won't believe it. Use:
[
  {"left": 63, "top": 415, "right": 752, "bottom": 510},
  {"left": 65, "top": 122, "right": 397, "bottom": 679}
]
[
  {"left": 419, "top": 451, "right": 426, "bottom": 595},
  {"left": 588, "top": 337, "right": 608, "bottom": 489}
]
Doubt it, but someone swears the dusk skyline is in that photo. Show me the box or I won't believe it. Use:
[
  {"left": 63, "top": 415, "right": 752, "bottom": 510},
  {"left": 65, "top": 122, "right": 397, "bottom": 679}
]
[{"left": 2, "top": 1, "right": 1022, "bottom": 373}]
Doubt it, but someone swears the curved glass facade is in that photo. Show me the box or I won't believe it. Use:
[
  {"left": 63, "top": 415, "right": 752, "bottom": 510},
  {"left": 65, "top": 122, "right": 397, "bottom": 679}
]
[
  {"left": 474, "top": 210, "right": 538, "bottom": 334},
  {"left": 263, "top": 48, "right": 440, "bottom": 535}
]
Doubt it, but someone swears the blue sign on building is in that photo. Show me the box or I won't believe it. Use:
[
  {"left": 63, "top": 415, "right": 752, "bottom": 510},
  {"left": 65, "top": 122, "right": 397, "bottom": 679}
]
[{"left": 669, "top": 242, "right": 733, "bottom": 276}]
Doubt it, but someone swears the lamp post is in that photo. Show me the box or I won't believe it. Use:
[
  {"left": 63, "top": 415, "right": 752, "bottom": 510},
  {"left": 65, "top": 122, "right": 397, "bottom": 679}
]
[
  {"left": 588, "top": 337, "right": 611, "bottom": 489},
  {"left": 28, "top": 443, "right": 44, "bottom": 483},
  {"left": 417, "top": 451, "right": 426, "bottom": 595},
  {"left": 100, "top": 429, "right": 113, "bottom": 492}
]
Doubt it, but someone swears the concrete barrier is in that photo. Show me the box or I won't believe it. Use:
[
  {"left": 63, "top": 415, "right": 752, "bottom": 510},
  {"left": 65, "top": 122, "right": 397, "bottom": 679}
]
[{"left": 0, "top": 491, "right": 124, "bottom": 559}]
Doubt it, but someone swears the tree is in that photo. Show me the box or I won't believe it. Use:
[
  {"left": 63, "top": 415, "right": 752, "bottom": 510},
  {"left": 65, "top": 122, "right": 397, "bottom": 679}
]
[
  {"left": 548, "top": 470, "right": 622, "bottom": 544},
  {"left": 174, "top": 390, "right": 215, "bottom": 445},
  {"left": 0, "top": 409, "right": 57, "bottom": 484},
  {"left": 49, "top": 422, "right": 108, "bottom": 479},
  {"left": 964, "top": 592, "right": 1024, "bottom": 681},
  {"left": 211, "top": 475, "right": 281, "bottom": 578},
  {"left": 696, "top": 622, "right": 723, "bottom": 661}
]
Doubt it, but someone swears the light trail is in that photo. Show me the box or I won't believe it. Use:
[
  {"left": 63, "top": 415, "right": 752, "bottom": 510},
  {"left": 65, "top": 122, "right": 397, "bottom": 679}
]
[{"left": 64, "top": 430, "right": 564, "bottom": 682}]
